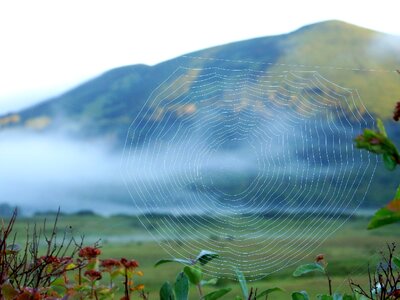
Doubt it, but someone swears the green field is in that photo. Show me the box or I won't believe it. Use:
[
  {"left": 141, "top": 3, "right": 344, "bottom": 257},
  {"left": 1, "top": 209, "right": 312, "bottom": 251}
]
[{"left": 6, "top": 212, "right": 399, "bottom": 299}]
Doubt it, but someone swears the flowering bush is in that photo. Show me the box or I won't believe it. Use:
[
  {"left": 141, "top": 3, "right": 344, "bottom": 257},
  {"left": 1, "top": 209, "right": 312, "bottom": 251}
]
[{"left": 0, "top": 210, "right": 147, "bottom": 300}]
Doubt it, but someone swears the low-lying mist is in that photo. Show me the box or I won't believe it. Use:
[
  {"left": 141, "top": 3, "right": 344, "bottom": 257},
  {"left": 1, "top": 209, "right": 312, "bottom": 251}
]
[
  {"left": 1, "top": 131, "right": 265, "bottom": 215},
  {"left": 0, "top": 132, "right": 131, "bottom": 215},
  {"left": 0, "top": 119, "right": 374, "bottom": 217}
]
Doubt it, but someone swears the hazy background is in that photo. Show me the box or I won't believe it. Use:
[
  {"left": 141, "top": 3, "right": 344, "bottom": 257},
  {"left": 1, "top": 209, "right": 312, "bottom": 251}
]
[{"left": 0, "top": 0, "right": 398, "bottom": 216}]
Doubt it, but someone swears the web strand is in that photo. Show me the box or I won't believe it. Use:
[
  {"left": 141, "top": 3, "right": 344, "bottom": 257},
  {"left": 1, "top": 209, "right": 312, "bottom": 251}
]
[{"left": 121, "top": 62, "right": 377, "bottom": 280}]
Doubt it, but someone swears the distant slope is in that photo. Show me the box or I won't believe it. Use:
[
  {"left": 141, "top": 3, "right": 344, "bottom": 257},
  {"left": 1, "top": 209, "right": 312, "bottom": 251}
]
[{"left": 1, "top": 20, "right": 399, "bottom": 145}]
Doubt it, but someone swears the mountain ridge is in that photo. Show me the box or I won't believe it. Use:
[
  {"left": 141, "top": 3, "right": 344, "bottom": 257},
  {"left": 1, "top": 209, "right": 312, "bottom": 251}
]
[{"left": 1, "top": 20, "right": 399, "bottom": 145}]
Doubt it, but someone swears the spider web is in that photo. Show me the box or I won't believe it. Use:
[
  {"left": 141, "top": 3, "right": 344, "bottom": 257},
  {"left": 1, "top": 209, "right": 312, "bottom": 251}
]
[{"left": 121, "top": 60, "right": 377, "bottom": 280}]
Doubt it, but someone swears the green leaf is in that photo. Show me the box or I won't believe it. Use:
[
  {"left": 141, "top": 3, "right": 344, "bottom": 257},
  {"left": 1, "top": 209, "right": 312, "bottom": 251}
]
[
  {"left": 111, "top": 269, "right": 122, "bottom": 279},
  {"left": 317, "top": 295, "right": 333, "bottom": 300},
  {"left": 155, "top": 258, "right": 194, "bottom": 267},
  {"left": 354, "top": 293, "right": 369, "bottom": 300},
  {"left": 333, "top": 293, "right": 343, "bottom": 300},
  {"left": 335, "top": 294, "right": 355, "bottom": 300},
  {"left": 50, "top": 277, "right": 66, "bottom": 287},
  {"left": 86, "top": 259, "right": 98, "bottom": 270},
  {"left": 200, "top": 278, "right": 218, "bottom": 286},
  {"left": 174, "top": 272, "right": 189, "bottom": 300},
  {"left": 258, "top": 287, "right": 284, "bottom": 298},
  {"left": 65, "top": 262, "right": 77, "bottom": 270},
  {"left": 202, "top": 288, "right": 232, "bottom": 300},
  {"left": 292, "top": 291, "right": 310, "bottom": 300},
  {"left": 98, "top": 287, "right": 113, "bottom": 295},
  {"left": 376, "top": 118, "right": 388, "bottom": 137},
  {"left": 369, "top": 186, "right": 400, "bottom": 229},
  {"left": 196, "top": 250, "right": 219, "bottom": 265},
  {"left": 393, "top": 256, "right": 400, "bottom": 269},
  {"left": 293, "top": 263, "right": 325, "bottom": 277},
  {"left": 332, "top": 294, "right": 342, "bottom": 300},
  {"left": 383, "top": 153, "right": 397, "bottom": 170},
  {"left": 183, "top": 266, "right": 202, "bottom": 285},
  {"left": 368, "top": 206, "right": 400, "bottom": 229},
  {"left": 234, "top": 267, "right": 248, "bottom": 299},
  {"left": 160, "top": 282, "right": 175, "bottom": 300}
]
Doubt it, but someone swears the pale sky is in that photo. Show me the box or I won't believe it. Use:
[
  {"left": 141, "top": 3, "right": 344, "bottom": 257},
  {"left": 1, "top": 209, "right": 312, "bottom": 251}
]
[{"left": 0, "top": 0, "right": 399, "bottom": 114}]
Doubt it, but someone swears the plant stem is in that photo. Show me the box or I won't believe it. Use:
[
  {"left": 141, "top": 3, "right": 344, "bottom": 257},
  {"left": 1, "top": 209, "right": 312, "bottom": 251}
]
[
  {"left": 124, "top": 268, "right": 130, "bottom": 300},
  {"left": 94, "top": 289, "right": 99, "bottom": 300},
  {"left": 78, "top": 267, "right": 82, "bottom": 285},
  {"left": 91, "top": 282, "right": 95, "bottom": 298},
  {"left": 197, "top": 284, "right": 203, "bottom": 298},
  {"left": 325, "top": 271, "right": 332, "bottom": 296}
]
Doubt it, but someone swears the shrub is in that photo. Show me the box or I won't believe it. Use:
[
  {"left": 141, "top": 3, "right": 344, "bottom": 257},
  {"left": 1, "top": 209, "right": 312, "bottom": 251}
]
[{"left": 0, "top": 209, "right": 147, "bottom": 300}]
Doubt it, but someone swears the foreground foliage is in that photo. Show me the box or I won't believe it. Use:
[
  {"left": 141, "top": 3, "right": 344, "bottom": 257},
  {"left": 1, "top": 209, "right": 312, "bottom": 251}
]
[
  {"left": 354, "top": 89, "right": 400, "bottom": 229},
  {"left": 0, "top": 210, "right": 146, "bottom": 300}
]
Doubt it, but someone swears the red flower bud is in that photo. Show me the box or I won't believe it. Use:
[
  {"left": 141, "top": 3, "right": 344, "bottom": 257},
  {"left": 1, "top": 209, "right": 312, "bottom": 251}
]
[
  {"left": 84, "top": 270, "right": 102, "bottom": 281},
  {"left": 100, "top": 258, "right": 121, "bottom": 270},
  {"left": 315, "top": 254, "right": 324, "bottom": 263},
  {"left": 78, "top": 246, "right": 101, "bottom": 259},
  {"left": 120, "top": 258, "right": 139, "bottom": 269}
]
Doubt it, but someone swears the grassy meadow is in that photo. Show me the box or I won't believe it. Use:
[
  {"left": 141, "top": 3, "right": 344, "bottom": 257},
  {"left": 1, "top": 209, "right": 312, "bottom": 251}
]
[{"left": 6, "top": 212, "right": 400, "bottom": 299}]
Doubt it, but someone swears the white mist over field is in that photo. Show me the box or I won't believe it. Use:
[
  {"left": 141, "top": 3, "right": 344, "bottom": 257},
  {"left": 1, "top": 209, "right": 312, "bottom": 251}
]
[
  {"left": 0, "top": 132, "right": 127, "bottom": 214},
  {"left": 0, "top": 132, "right": 269, "bottom": 215},
  {"left": 0, "top": 133, "right": 286, "bottom": 214},
  {"left": 0, "top": 114, "right": 369, "bottom": 217}
]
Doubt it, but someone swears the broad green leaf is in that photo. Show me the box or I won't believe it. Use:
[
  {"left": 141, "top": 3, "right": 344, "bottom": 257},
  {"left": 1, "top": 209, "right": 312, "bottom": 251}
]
[
  {"left": 369, "top": 187, "right": 400, "bottom": 229},
  {"left": 387, "top": 199, "right": 400, "bottom": 212},
  {"left": 50, "top": 277, "right": 66, "bottom": 287},
  {"left": 332, "top": 294, "right": 342, "bottom": 300},
  {"left": 196, "top": 250, "right": 219, "bottom": 265},
  {"left": 317, "top": 295, "right": 333, "bottom": 300},
  {"left": 200, "top": 278, "right": 218, "bottom": 286},
  {"left": 292, "top": 291, "right": 310, "bottom": 300},
  {"left": 98, "top": 288, "right": 113, "bottom": 295},
  {"left": 333, "top": 293, "right": 343, "bottom": 300},
  {"left": 258, "top": 287, "right": 284, "bottom": 298},
  {"left": 183, "top": 266, "right": 202, "bottom": 285},
  {"left": 234, "top": 267, "right": 248, "bottom": 299},
  {"left": 174, "top": 272, "right": 189, "bottom": 300},
  {"left": 383, "top": 153, "right": 397, "bottom": 170},
  {"left": 293, "top": 263, "right": 325, "bottom": 277},
  {"left": 111, "top": 269, "right": 122, "bottom": 279},
  {"left": 354, "top": 293, "right": 369, "bottom": 300},
  {"left": 354, "top": 128, "right": 400, "bottom": 163},
  {"left": 65, "top": 263, "right": 77, "bottom": 270},
  {"left": 393, "top": 256, "right": 400, "bottom": 269},
  {"left": 160, "top": 282, "right": 175, "bottom": 300},
  {"left": 86, "top": 259, "right": 98, "bottom": 270},
  {"left": 376, "top": 118, "right": 387, "bottom": 137},
  {"left": 202, "top": 288, "right": 231, "bottom": 300},
  {"left": 342, "top": 295, "right": 356, "bottom": 300},
  {"left": 368, "top": 206, "right": 400, "bottom": 229},
  {"left": 155, "top": 258, "right": 194, "bottom": 267}
]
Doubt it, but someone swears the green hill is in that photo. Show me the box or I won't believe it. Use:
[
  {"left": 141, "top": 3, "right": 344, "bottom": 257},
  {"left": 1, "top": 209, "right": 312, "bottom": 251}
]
[{"left": 1, "top": 20, "right": 399, "bottom": 144}]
